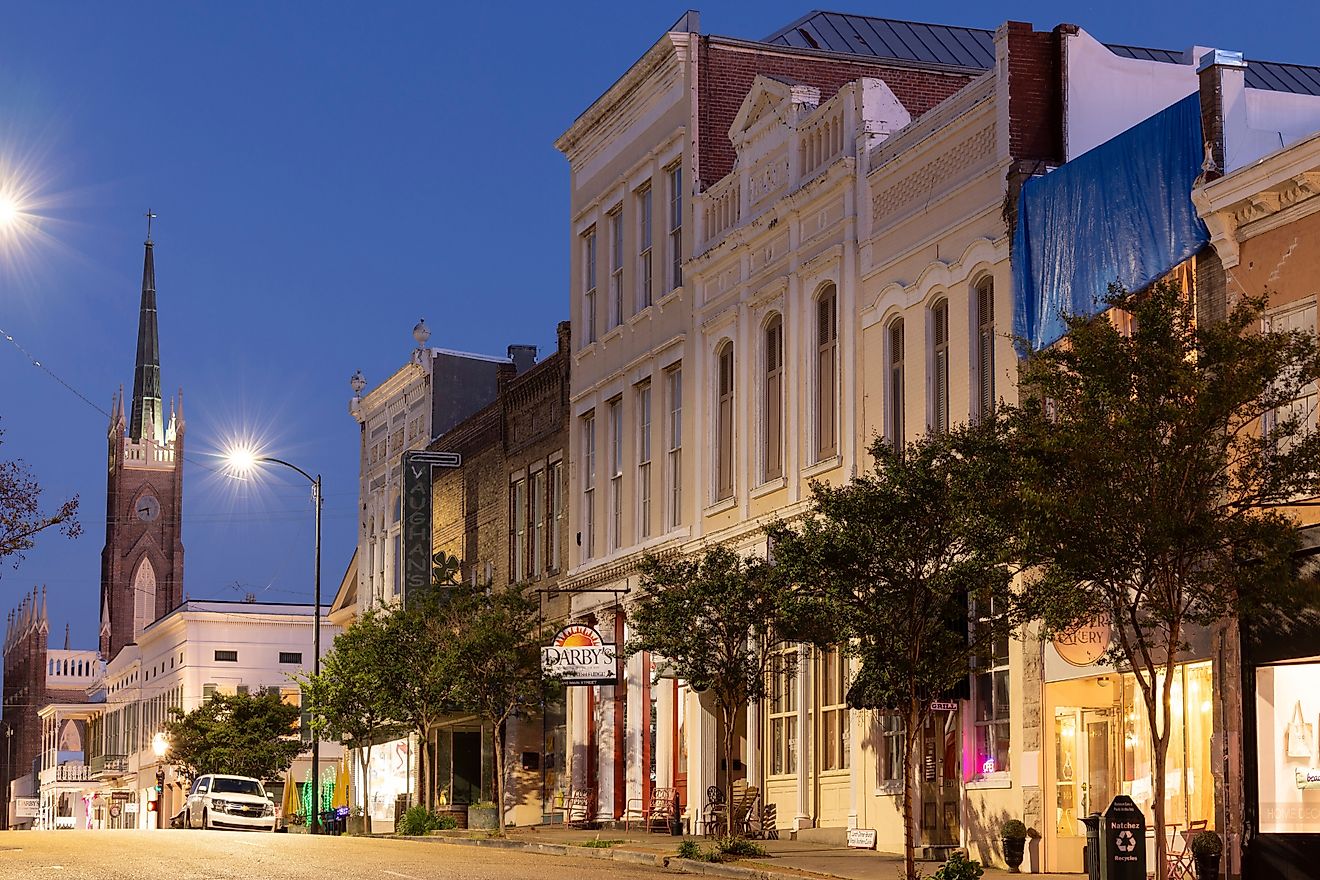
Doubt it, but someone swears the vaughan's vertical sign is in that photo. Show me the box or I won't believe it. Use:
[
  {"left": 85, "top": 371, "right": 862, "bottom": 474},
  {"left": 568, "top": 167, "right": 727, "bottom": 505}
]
[{"left": 401, "top": 450, "right": 462, "bottom": 605}]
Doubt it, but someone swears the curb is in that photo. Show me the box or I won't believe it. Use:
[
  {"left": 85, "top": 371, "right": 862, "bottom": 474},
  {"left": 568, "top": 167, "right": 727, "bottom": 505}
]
[{"left": 401, "top": 834, "right": 837, "bottom": 880}]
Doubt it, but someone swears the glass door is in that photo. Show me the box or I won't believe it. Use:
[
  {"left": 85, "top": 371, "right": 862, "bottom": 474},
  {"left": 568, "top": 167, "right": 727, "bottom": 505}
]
[
  {"left": 919, "top": 710, "right": 961, "bottom": 847},
  {"left": 1056, "top": 708, "right": 1116, "bottom": 838}
]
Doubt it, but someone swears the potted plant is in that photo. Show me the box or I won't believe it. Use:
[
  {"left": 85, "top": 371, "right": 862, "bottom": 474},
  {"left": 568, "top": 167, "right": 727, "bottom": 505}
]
[
  {"left": 1190, "top": 830, "right": 1223, "bottom": 880},
  {"left": 1000, "top": 819, "right": 1028, "bottom": 873},
  {"left": 467, "top": 801, "right": 500, "bottom": 830}
]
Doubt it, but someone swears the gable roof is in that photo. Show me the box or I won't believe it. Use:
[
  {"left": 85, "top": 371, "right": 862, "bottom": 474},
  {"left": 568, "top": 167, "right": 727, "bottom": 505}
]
[{"left": 763, "top": 10, "right": 1320, "bottom": 96}]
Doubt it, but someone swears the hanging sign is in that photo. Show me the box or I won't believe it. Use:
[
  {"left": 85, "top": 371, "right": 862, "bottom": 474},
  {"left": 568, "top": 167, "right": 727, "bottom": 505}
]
[
  {"left": 1054, "top": 618, "right": 1112, "bottom": 667},
  {"left": 542, "top": 624, "right": 618, "bottom": 685},
  {"left": 14, "top": 797, "right": 38, "bottom": 818},
  {"left": 930, "top": 701, "right": 958, "bottom": 712}
]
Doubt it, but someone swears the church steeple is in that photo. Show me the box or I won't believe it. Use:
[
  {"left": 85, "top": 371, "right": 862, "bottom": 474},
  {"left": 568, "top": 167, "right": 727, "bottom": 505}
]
[{"left": 129, "top": 211, "right": 162, "bottom": 445}]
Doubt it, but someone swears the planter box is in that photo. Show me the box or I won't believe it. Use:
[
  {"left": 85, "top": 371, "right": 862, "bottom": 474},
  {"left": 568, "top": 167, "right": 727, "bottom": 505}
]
[{"left": 467, "top": 805, "right": 499, "bottom": 830}]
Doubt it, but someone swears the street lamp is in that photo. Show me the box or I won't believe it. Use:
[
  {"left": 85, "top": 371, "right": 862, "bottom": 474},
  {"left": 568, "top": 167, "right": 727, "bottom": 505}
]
[
  {"left": 225, "top": 446, "right": 323, "bottom": 834},
  {"left": 1, "top": 719, "right": 14, "bottom": 830},
  {"left": 151, "top": 731, "right": 169, "bottom": 830}
]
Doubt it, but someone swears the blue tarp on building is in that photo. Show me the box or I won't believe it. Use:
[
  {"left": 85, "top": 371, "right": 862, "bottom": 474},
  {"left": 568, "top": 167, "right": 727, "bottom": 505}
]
[{"left": 1011, "top": 93, "right": 1210, "bottom": 351}]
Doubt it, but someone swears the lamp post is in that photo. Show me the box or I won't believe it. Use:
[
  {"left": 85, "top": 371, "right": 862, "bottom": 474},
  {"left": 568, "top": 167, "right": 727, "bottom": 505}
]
[
  {"left": 1, "top": 720, "right": 13, "bottom": 830},
  {"left": 226, "top": 448, "right": 323, "bottom": 833},
  {"left": 151, "top": 731, "right": 169, "bottom": 829}
]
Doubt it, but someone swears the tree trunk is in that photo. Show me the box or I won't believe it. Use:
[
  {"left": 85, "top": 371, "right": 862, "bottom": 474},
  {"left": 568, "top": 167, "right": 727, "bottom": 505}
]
[
  {"left": 416, "top": 725, "right": 429, "bottom": 810},
  {"left": 494, "top": 719, "right": 506, "bottom": 836},
  {"left": 722, "top": 699, "right": 737, "bottom": 839},
  {"left": 902, "top": 703, "right": 920, "bottom": 880},
  {"left": 358, "top": 743, "right": 373, "bottom": 835}
]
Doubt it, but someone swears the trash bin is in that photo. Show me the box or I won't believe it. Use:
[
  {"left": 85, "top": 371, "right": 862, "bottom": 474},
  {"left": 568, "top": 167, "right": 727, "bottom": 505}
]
[
  {"left": 1081, "top": 813, "right": 1101, "bottom": 880},
  {"left": 1098, "top": 795, "right": 1146, "bottom": 880}
]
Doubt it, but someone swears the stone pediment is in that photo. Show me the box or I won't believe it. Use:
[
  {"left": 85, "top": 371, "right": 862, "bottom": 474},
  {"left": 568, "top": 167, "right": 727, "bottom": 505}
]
[{"left": 730, "top": 75, "right": 821, "bottom": 146}]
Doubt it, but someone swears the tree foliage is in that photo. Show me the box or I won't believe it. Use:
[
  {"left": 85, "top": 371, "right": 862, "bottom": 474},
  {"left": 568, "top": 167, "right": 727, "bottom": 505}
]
[
  {"left": 984, "top": 283, "right": 1320, "bottom": 880},
  {"left": 767, "top": 431, "right": 1013, "bottom": 880},
  {"left": 301, "top": 608, "right": 403, "bottom": 832},
  {"left": 1, "top": 423, "right": 80, "bottom": 575},
  {"left": 164, "top": 689, "right": 303, "bottom": 784},
  {"left": 626, "top": 546, "right": 799, "bottom": 831},
  {"left": 380, "top": 592, "right": 457, "bottom": 811},
  {"left": 430, "top": 583, "right": 546, "bottom": 834}
]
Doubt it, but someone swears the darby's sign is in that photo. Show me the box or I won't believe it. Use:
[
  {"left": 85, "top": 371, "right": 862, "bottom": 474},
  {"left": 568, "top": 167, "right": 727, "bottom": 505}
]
[
  {"left": 542, "top": 624, "right": 618, "bottom": 686},
  {"left": 1054, "top": 618, "right": 1112, "bottom": 667}
]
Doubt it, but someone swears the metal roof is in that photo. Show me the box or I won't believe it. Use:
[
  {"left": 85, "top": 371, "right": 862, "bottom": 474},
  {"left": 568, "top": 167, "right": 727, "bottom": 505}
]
[
  {"left": 764, "top": 10, "right": 994, "bottom": 69},
  {"left": 762, "top": 11, "right": 1320, "bottom": 96}
]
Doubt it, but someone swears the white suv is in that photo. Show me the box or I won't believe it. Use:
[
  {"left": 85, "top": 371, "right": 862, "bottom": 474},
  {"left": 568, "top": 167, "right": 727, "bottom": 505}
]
[{"left": 184, "top": 774, "right": 277, "bottom": 831}]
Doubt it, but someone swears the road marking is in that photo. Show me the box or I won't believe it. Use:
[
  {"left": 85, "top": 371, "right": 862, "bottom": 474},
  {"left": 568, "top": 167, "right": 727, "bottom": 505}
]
[{"left": 382, "top": 871, "right": 424, "bottom": 880}]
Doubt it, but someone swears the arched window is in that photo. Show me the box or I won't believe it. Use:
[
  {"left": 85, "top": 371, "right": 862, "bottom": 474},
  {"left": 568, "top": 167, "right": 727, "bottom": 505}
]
[
  {"left": 887, "top": 318, "right": 905, "bottom": 451},
  {"left": 816, "top": 286, "right": 839, "bottom": 461},
  {"left": 974, "top": 277, "right": 995, "bottom": 419},
  {"left": 716, "top": 341, "right": 735, "bottom": 501},
  {"left": 930, "top": 299, "right": 949, "bottom": 434},
  {"left": 132, "top": 557, "right": 157, "bottom": 639},
  {"left": 763, "top": 315, "right": 783, "bottom": 482}
]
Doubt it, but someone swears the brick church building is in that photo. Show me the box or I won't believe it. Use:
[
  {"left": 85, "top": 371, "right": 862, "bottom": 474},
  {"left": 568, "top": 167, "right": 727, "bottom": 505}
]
[{"left": 2, "top": 226, "right": 184, "bottom": 826}]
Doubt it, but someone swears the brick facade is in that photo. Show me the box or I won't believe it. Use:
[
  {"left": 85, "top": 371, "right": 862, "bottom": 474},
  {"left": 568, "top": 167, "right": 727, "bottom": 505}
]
[
  {"left": 1006, "top": 23, "right": 1065, "bottom": 165},
  {"left": 697, "top": 39, "right": 975, "bottom": 189}
]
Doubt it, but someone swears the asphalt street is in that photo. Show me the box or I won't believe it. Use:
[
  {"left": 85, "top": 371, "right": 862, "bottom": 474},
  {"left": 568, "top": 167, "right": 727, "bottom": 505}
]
[{"left": 0, "top": 831, "right": 680, "bottom": 880}]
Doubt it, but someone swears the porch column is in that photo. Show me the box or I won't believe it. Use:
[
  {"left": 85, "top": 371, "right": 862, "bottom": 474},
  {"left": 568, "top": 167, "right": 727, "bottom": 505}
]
[{"left": 795, "top": 644, "right": 813, "bottom": 830}]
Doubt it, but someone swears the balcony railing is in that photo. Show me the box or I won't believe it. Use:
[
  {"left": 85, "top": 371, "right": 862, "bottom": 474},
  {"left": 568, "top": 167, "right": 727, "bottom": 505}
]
[
  {"left": 38, "top": 762, "right": 93, "bottom": 785},
  {"left": 89, "top": 754, "right": 128, "bottom": 777}
]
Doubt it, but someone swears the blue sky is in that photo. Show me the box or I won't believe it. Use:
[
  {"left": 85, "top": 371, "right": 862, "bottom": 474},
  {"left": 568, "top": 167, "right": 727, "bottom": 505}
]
[{"left": 0, "top": 0, "right": 1313, "bottom": 651}]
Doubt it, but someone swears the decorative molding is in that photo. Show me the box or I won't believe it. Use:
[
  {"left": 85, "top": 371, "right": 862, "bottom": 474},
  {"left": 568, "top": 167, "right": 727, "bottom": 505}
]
[{"left": 871, "top": 122, "right": 996, "bottom": 231}]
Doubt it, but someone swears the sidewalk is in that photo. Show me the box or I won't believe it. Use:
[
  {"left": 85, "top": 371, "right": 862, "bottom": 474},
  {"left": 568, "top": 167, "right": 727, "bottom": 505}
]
[{"left": 421, "top": 825, "right": 1080, "bottom": 880}]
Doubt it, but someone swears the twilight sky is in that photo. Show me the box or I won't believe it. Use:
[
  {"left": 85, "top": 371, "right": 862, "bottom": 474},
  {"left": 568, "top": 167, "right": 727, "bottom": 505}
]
[{"left": 0, "top": 0, "right": 1312, "bottom": 652}]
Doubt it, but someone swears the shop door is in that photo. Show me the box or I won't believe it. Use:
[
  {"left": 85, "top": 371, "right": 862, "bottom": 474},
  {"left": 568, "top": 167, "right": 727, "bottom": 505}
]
[
  {"left": 673, "top": 682, "right": 688, "bottom": 810},
  {"left": 452, "top": 730, "right": 482, "bottom": 805},
  {"left": 1056, "top": 709, "right": 1116, "bottom": 839},
  {"left": 919, "top": 710, "right": 961, "bottom": 847}
]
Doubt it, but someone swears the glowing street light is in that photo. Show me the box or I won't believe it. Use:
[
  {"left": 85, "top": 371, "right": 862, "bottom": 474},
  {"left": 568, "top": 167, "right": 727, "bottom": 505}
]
[
  {"left": 151, "top": 731, "right": 169, "bottom": 759},
  {"left": 224, "top": 444, "right": 324, "bottom": 834}
]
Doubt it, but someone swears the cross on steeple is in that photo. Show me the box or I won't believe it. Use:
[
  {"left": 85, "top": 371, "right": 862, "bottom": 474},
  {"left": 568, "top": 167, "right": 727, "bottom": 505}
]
[{"left": 145, "top": 209, "right": 157, "bottom": 243}]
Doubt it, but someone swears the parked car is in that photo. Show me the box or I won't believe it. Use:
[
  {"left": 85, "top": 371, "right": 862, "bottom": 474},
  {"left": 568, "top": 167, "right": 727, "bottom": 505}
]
[{"left": 184, "top": 774, "right": 277, "bottom": 831}]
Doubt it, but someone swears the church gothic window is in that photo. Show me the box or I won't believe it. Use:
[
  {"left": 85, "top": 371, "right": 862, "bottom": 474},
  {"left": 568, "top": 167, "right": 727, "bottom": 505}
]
[{"left": 132, "top": 557, "right": 157, "bottom": 639}]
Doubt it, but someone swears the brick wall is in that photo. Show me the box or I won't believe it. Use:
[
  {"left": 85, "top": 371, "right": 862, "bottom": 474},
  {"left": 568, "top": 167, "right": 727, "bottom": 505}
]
[
  {"left": 697, "top": 41, "right": 975, "bottom": 189},
  {"left": 1006, "top": 23, "right": 1063, "bottom": 164}
]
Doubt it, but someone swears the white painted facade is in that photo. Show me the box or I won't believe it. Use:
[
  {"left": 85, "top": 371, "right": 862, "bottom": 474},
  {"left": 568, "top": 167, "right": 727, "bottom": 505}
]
[{"left": 42, "top": 600, "right": 341, "bottom": 830}]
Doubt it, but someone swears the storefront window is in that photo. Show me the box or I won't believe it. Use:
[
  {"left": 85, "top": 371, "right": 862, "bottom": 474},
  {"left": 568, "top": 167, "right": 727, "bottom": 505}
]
[
  {"left": 973, "top": 602, "right": 1010, "bottom": 776},
  {"left": 1255, "top": 660, "right": 1320, "bottom": 833},
  {"left": 876, "top": 712, "right": 905, "bottom": 786},
  {"left": 821, "top": 647, "right": 850, "bottom": 771},
  {"left": 768, "top": 648, "right": 798, "bottom": 776},
  {"left": 1121, "top": 661, "right": 1214, "bottom": 829}
]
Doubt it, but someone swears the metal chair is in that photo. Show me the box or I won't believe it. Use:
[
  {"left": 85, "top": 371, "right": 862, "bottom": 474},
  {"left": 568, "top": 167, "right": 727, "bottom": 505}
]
[
  {"left": 702, "top": 785, "right": 726, "bottom": 837},
  {"left": 565, "top": 789, "right": 596, "bottom": 828}
]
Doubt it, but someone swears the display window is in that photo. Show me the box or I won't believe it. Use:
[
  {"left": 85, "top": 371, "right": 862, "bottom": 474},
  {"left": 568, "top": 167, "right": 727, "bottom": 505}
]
[
  {"left": 1120, "top": 661, "right": 1215, "bottom": 829},
  {"left": 1255, "top": 660, "right": 1320, "bottom": 833}
]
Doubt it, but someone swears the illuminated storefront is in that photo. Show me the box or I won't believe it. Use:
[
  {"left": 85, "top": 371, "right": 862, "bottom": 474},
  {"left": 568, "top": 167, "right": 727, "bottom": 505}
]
[
  {"left": 1244, "top": 607, "right": 1320, "bottom": 878},
  {"left": 1044, "top": 633, "right": 1218, "bottom": 874}
]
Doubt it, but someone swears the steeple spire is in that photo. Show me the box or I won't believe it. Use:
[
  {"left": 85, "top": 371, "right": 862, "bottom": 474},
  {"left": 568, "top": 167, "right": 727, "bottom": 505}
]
[{"left": 129, "top": 211, "right": 163, "bottom": 444}]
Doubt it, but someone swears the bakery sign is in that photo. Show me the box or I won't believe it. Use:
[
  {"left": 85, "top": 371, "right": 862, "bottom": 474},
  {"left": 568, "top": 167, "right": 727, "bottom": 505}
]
[
  {"left": 1054, "top": 618, "right": 1112, "bottom": 667},
  {"left": 542, "top": 624, "right": 618, "bottom": 686}
]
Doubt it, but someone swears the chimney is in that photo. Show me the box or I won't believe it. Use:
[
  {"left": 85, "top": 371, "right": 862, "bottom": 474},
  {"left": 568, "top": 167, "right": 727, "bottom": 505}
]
[
  {"left": 1198, "top": 49, "right": 1247, "bottom": 179},
  {"left": 507, "top": 345, "right": 538, "bottom": 374}
]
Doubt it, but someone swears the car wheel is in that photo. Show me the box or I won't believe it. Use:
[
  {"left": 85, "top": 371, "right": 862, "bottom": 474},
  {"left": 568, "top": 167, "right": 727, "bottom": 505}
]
[{"left": 185, "top": 808, "right": 193, "bottom": 830}]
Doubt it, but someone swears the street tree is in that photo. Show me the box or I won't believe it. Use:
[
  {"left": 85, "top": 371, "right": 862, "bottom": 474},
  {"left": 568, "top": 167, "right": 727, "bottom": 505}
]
[
  {"left": 431, "top": 583, "right": 546, "bottom": 834},
  {"left": 301, "top": 608, "right": 403, "bottom": 833},
  {"left": 164, "top": 689, "right": 303, "bottom": 784},
  {"left": 988, "top": 282, "right": 1320, "bottom": 879},
  {"left": 626, "top": 545, "right": 798, "bottom": 832},
  {"left": 1, "top": 423, "right": 80, "bottom": 576},
  {"left": 382, "top": 592, "right": 455, "bottom": 810},
  {"left": 766, "top": 432, "right": 1014, "bottom": 880}
]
